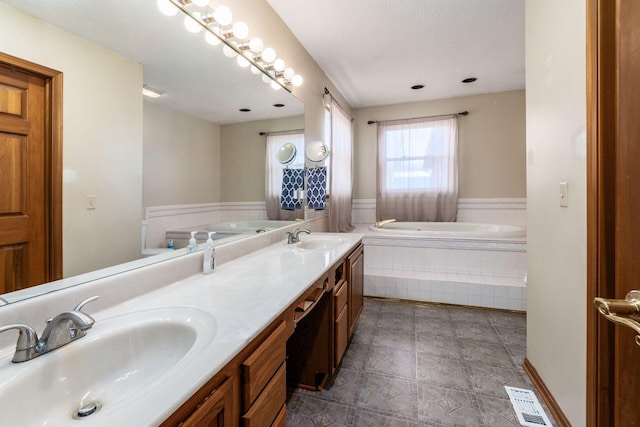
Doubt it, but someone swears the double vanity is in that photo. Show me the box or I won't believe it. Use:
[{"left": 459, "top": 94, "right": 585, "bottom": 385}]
[{"left": 0, "top": 230, "right": 364, "bottom": 426}]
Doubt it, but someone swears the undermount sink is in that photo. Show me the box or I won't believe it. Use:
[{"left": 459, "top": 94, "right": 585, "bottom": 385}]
[
  {"left": 296, "top": 236, "right": 346, "bottom": 250},
  {"left": 0, "top": 307, "right": 216, "bottom": 426}
]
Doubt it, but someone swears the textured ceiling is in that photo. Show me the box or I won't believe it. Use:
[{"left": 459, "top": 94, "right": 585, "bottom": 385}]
[{"left": 267, "top": 0, "right": 525, "bottom": 108}]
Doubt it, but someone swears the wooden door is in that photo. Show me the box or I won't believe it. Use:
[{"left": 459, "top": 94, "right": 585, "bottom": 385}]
[
  {"left": 0, "top": 54, "right": 62, "bottom": 293},
  {"left": 587, "top": 0, "right": 640, "bottom": 425}
]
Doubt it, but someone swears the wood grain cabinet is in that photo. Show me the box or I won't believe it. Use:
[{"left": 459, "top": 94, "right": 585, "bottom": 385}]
[
  {"left": 241, "top": 321, "right": 288, "bottom": 427},
  {"left": 162, "top": 239, "right": 364, "bottom": 426},
  {"left": 347, "top": 244, "right": 364, "bottom": 338},
  {"left": 161, "top": 373, "right": 234, "bottom": 427}
]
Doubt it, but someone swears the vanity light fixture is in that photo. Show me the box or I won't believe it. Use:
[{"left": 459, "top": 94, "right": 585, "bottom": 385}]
[
  {"left": 142, "top": 84, "right": 166, "bottom": 98},
  {"left": 157, "top": 0, "right": 303, "bottom": 92}
]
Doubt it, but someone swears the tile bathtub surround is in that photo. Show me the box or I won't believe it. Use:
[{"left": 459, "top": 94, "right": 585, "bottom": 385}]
[
  {"left": 362, "top": 238, "right": 527, "bottom": 311},
  {"left": 286, "top": 298, "right": 556, "bottom": 427}
]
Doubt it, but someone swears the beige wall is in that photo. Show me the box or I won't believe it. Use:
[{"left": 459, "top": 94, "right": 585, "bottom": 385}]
[
  {"left": 228, "top": 0, "right": 352, "bottom": 149},
  {"left": 526, "top": 0, "right": 586, "bottom": 425},
  {"left": 143, "top": 102, "right": 221, "bottom": 207},
  {"left": 353, "top": 90, "right": 526, "bottom": 200},
  {"left": 220, "top": 116, "right": 304, "bottom": 202},
  {"left": 0, "top": 4, "right": 143, "bottom": 277}
]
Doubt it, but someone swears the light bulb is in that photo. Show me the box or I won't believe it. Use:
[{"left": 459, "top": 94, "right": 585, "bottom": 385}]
[
  {"left": 184, "top": 13, "right": 203, "bottom": 33},
  {"left": 292, "top": 75, "right": 303, "bottom": 87},
  {"left": 213, "top": 5, "right": 232, "bottom": 26},
  {"left": 262, "top": 47, "right": 276, "bottom": 63},
  {"left": 249, "top": 37, "right": 264, "bottom": 53},
  {"left": 223, "top": 45, "right": 237, "bottom": 58},
  {"left": 273, "top": 58, "right": 285, "bottom": 72},
  {"left": 236, "top": 55, "right": 250, "bottom": 68},
  {"left": 192, "top": 0, "right": 210, "bottom": 6},
  {"left": 250, "top": 65, "right": 261, "bottom": 75},
  {"left": 261, "top": 74, "right": 271, "bottom": 84},
  {"left": 157, "top": 0, "right": 178, "bottom": 16},
  {"left": 205, "top": 31, "right": 221, "bottom": 46},
  {"left": 271, "top": 81, "right": 282, "bottom": 90},
  {"left": 232, "top": 21, "right": 249, "bottom": 39},
  {"left": 284, "top": 67, "right": 295, "bottom": 80}
]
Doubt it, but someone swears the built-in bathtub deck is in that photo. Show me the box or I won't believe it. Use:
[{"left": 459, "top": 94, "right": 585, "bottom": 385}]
[{"left": 354, "top": 224, "right": 527, "bottom": 311}]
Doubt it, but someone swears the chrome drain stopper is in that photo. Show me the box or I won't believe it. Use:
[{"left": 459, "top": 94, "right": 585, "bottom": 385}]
[{"left": 73, "top": 402, "right": 102, "bottom": 420}]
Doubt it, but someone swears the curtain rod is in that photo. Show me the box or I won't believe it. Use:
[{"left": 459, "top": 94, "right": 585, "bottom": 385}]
[
  {"left": 367, "top": 111, "right": 469, "bottom": 125},
  {"left": 324, "top": 86, "right": 349, "bottom": 114},
  {"left": 259, "top": 128, "right": 304, "bottom": 136}
]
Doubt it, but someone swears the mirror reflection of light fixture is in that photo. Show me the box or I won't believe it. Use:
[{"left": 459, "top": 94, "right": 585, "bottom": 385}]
[
  {"left": 276, "top": 143, "right": 297, "bottom": 165},
  {"left": 159, "top": 0, "right": 302, "bottom": 92},
  {"left": 142, "top": 84, "right": 166, "bottom": 98},
  {"left": 305, "top": 141, "right": 329, "bottom": 162}
]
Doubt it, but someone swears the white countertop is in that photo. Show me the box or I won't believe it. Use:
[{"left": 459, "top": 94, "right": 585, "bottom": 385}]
[{"left": 0, "top": 232, "right": 363, "bottom": 426}]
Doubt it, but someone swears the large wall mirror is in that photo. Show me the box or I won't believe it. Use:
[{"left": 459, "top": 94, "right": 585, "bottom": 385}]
[{"left": 0, "top": 0, "right": 305, "bottom": 303}]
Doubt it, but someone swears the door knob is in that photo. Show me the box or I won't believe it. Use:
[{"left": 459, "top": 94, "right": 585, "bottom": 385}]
[{"left": 594, "top": 290, "right": 640, "bottom": 347}]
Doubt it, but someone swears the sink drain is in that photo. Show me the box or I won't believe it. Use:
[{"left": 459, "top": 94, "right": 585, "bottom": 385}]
[{"left": 72, "top": 402, "right": 102, "bottom": 420}]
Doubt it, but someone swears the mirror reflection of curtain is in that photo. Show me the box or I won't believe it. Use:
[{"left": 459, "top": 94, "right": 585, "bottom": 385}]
[
  {"left": 265, "top": 130, "right": 305, "bottom": 220},
  {"left": 376, "top": 115, "right": 459, "bottom": 222},
  {"left": 327, "top": 98, "right": 355, "bottom": 232}
]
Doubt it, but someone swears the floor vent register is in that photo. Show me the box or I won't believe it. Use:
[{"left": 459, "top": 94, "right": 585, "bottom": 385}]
[{"left": 504, "top": 386, "right": 553, "bottom": 427}]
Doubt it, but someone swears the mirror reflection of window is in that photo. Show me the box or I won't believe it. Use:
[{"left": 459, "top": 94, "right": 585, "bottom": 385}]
[{"left": 265, "top": 130, "right": 304, "bottom": 219}]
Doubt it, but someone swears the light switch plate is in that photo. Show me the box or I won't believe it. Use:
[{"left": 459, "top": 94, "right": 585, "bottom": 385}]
[
  {"left": 86, "top": 195, "right": 97, "bottom": 210},
  {"left": 559, "top": 182, "right": 568, "bottom": 207}
]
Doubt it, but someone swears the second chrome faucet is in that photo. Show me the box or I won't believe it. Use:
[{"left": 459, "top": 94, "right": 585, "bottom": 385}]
[
  {"left": 0, "top": 295, "right": 99, "bottom": 363},
  {"left": 287, "top": 228, "right": 311, "bottom": 244}
]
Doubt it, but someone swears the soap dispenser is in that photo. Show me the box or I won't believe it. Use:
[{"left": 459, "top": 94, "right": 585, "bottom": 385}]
[
  {"left": 203, "top": 231, "right": 216, "bottom": 274},
  {"left": 187, "top": 231, "right": 197, "bottom": 252}
]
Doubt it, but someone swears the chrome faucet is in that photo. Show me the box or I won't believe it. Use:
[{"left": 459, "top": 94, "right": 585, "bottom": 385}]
[
  {"left": 374, "top": 218, "right": 397, "bottom": 228},
  {"left": 0, "top": 295, "right": 99, "bottom": 363},
  {"left": 287, "top": 228, "right": 311, "bottom": 244}
]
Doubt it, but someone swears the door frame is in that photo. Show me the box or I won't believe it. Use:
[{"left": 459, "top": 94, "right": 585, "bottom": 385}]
[
  {"left": 586, "top": 0, "right": 620, "bottom": 425},
  {"left": 0, "top": 52, "right": 63, "bottom": 281}
]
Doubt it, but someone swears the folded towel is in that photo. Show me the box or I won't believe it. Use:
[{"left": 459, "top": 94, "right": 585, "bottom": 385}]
[
  {"left": 306, "top": 167, "right": 327, "bottom": 210},
  {"left": 281, "top": 168, "right": 304, "bottom": 210}
]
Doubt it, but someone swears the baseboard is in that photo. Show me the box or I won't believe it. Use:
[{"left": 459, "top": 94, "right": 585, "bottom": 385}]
[{"left": 523, "top": 358, "right": 572, "bottom": 427}]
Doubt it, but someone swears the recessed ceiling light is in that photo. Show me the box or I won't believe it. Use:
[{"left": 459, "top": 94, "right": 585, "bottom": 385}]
[
  {"left": 142, "top": 84, "right": 166, "bottom": 98},
  {"left": 273, "top": 103, "right": 285, "bottom": 108},
  {"left": 411, "top": 84, "right": 425, "bottom": 90},
  {"left": 462, "top": 77, "right": 477, "bottom": 83},
  {"left": 239, "top": 108, "right": 251, "bottom": 112}
]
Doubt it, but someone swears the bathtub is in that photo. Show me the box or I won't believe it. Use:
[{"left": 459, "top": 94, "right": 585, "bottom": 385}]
[
  {"left": 359, "top": 221, "right": 528, "bottom": 311},
  {"left": 368, "top": 221, "right": 526, "bottom": 238}
]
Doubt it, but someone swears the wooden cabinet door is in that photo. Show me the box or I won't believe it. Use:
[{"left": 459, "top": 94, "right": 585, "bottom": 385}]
[
  {"left": 181, "top": 376, "right": 233, "bottom": 427},
  {"left": 347, "top": 244, "right": 364, "bottom": 337}
]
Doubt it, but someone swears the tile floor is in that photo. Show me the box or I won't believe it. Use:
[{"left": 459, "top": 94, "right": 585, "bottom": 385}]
[{"left": 285, "top": 297, "right": 556, "bottom": 426}]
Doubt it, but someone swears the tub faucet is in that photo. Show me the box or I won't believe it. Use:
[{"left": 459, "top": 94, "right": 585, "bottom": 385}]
[
  {"left": 287, "top": 228, "right": 311, "bottom": 244},
  {"left": 375, "top": 219, "right": 396, "bottom": 228},
  {"left": 0, "top": 295, "right": 99, "bottom": 363}
]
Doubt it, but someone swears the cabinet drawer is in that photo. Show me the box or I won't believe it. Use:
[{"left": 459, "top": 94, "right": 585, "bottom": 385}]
[
  {"left": 242, "top": 363, "right": 286, "bottom": 427},
  {"left": 334, "top": 304, "right": 349, "bottom": 367},
  {"left": 271, "top": 404, "right": 286, "bottom": 427},
  {"left": 334, "top": 279, "right": 347, "bottom": 318},
  {"left": 242, "top": 321, "right": 287, "bottom": 411}
]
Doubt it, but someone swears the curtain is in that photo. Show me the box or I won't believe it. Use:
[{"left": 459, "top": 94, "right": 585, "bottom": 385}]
[
  {"left": 328, "top": 98, "right": 355, "bottom": 232},
  {"left": 265, "top": 130, "right": 305, "bottom": 220},
  {"left": 376, "top": 115, "right": 458, "bottom": 222}
]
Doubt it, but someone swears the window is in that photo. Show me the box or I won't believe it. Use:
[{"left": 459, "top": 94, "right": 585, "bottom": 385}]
[{"left": 376, "top": 115, "right": 458, "bottom": 222}]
